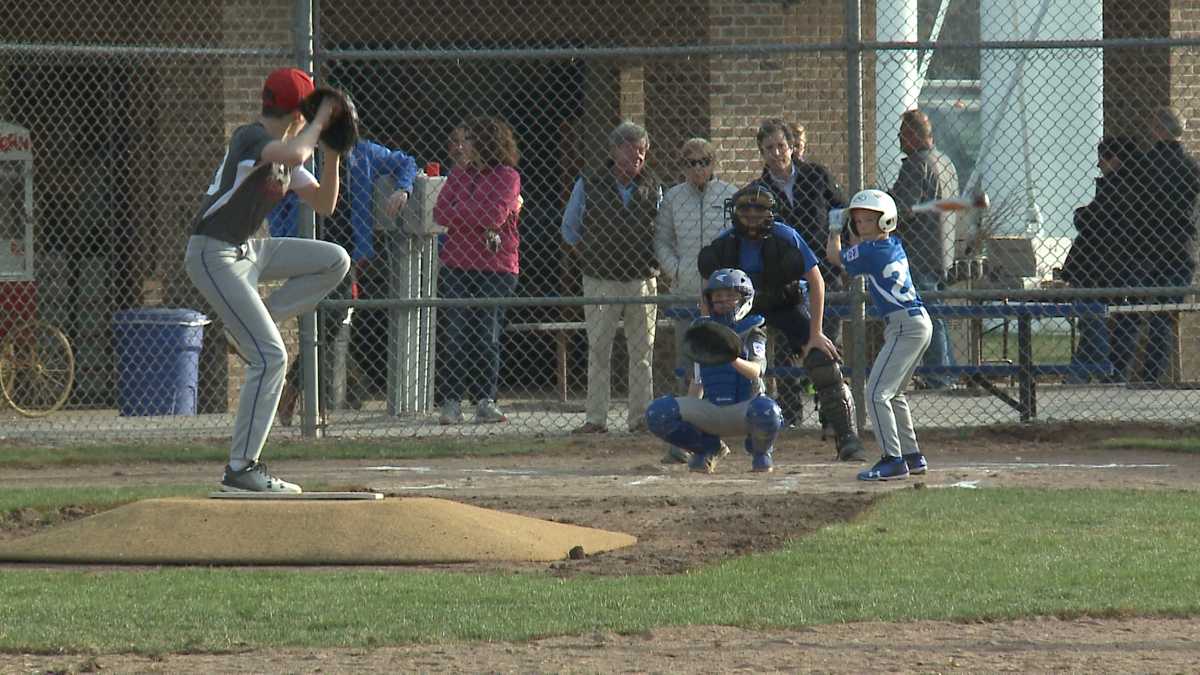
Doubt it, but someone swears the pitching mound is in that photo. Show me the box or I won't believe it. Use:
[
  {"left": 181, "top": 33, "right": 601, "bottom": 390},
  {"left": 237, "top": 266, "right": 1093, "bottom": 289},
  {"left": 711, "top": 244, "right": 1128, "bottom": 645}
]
[{"left": 0, "top": 497, "right": 636, "bottom": 565}]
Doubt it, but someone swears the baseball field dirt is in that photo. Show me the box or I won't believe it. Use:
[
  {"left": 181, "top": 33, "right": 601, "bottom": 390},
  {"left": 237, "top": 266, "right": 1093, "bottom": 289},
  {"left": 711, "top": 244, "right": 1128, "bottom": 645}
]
[{"left": 2, "top": 421, "right": 1199, "bottom": 673}]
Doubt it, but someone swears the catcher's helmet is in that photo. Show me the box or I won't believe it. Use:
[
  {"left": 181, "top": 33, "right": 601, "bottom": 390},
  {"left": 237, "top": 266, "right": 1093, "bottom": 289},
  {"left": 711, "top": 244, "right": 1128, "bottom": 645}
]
[
  {"left": 847, "top": 189, "right": 898, "bottom": 234},
  {"left": 726, "top": 184, "right": 777, "bottom": 240},
  {"left": 703, "top": 268, "right": 755, "bottom": 324}
]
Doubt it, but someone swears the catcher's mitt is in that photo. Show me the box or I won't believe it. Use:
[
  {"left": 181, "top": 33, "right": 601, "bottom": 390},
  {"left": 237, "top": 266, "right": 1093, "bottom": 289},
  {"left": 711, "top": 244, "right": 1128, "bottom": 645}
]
[
  {"left": 682, "top": 318, "right": 741, "bottom": 366},
  {"left": 300, "top": 87, "right": 360, "bottom": 154}
]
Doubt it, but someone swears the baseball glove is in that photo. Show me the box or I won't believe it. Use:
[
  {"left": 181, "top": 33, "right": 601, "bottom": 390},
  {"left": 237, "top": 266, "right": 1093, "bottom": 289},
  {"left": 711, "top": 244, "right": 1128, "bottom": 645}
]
[
  {"left": 681, "top": 318, "right": 741, "bottom": 366},
  {"left": 299, "top": 87, "right": 360, "bottom": 154}
]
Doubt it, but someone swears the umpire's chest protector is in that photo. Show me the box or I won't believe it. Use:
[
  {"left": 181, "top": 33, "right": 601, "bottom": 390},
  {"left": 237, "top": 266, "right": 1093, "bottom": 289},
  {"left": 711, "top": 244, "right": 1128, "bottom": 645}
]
[{"left": 700, "top": 234, "right": 802, "bottom": 310}]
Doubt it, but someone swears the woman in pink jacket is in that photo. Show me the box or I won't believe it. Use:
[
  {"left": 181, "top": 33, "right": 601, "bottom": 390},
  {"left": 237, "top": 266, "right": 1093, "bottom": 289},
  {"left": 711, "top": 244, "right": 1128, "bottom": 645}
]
[{"left": 433, "top": 116, "right": 522, "bottom": 424}]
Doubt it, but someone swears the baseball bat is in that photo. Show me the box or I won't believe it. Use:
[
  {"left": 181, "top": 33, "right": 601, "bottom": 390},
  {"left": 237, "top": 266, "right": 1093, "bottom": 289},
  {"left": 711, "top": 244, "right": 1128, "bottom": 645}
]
[{"left": 910, "top": 191, "right": 990, "bottom": 214}]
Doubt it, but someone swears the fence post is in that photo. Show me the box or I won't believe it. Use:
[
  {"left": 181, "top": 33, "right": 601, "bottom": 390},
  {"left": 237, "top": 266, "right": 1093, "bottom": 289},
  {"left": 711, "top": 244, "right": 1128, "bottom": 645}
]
[
  {"left": 845, "top": 0, "right": 868, "bottom": 435},
  {"left": 295, "top": 0, "right": 321, "bottom": 438}
]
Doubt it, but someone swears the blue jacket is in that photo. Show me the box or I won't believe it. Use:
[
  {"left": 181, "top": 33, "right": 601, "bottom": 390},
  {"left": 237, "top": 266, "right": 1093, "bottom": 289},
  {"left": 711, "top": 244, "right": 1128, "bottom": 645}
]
[{"left": 267, "top": 140, "right": 417, "bottom": 261}]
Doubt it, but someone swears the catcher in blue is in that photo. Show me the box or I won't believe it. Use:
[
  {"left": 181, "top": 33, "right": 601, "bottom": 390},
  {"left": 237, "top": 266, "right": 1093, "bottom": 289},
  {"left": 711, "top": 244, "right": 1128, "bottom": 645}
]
[
  {"left": 184, "top": 68, "right": 353, "bottom": 493},
  {"left": 826, "top": 189, "right": 932, "bottom": 481},
  {"left": 645, "top": 268, "right": 784, "bottom": 473}
]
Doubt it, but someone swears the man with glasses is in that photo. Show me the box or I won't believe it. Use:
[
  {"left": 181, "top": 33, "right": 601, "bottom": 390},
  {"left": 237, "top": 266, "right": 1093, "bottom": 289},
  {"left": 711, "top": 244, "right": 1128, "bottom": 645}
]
[{"left": 654, "top": 138, "right": 737, "bottom": 461}]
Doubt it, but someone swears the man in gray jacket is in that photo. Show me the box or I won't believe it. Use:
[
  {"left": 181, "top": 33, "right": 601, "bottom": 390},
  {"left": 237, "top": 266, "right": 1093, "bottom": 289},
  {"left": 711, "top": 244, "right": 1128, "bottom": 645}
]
[{"left": 891, "top": 109, "right": 959, "bottom": 389}]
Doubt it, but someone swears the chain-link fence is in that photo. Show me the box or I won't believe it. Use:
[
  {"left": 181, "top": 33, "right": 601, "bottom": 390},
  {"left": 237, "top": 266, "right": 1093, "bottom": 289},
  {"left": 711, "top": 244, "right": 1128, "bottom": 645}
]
[{"left": 3, "top": 0, "right": 1200, "bottom": 444}]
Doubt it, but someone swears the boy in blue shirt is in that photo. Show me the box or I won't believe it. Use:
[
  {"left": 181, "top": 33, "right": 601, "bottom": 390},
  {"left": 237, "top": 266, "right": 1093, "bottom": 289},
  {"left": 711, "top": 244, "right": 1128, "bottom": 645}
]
[{"left": 826, "top": 189, "right": 933, "bottom": 481}]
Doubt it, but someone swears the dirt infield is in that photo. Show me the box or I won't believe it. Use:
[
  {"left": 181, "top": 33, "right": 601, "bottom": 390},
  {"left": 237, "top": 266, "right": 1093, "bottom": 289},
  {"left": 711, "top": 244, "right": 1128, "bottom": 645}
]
[{"left": 3, "top": 422, "right": 1200, "bottom": 672}]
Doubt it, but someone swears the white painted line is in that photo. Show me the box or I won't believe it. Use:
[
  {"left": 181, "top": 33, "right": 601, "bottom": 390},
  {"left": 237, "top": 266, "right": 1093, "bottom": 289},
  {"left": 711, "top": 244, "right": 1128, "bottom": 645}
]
[
  {"left": 362, "top": 466, "right": 433, "bottom": 473},
  {"left": 393, "top": 484, "right": 451, "bottom": 490},
  {"left": 962, "top": 462, "right": 1170, "bottom": 470},
  {"left": 627, "top": 475, "right": 666, "bottom": 486},
  {"left": 773, "top": 477, "right": 803, "bottom": 491},
  {"left": 461, "top": 468, "right": 540, "bottom": 475}
]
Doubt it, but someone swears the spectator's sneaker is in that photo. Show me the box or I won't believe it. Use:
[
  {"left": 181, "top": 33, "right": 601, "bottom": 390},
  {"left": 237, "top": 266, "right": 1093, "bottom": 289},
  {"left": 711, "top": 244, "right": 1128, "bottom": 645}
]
[
  {"left": 688, "top": 441, "right": 731, "bottom": 474},
  {"left": 439, "top": 401, "right": 464, "bottom": 425},
  {"left": 221, "top": 461, "right": 302, "bottom": 493},
  {"left": 663, "top": 446, "right": 691, "bottom": 464},
  {"left": 903, "top": 452, "right": 928, "bottom": 475},
  {"left": 751, "top": 451, "right": 774, "bottom": 473},
  {"left": 571, "top": 422, "right": 608, "bottom": 434},
  {"left": 857, "top": 455, "right": 910, "bottom": 482},
  {"left": 474, "top": 399, "right": 507, "bottom": 424},
  {"left": 836, "top": 434, "right": 867, "bottom": 462}
]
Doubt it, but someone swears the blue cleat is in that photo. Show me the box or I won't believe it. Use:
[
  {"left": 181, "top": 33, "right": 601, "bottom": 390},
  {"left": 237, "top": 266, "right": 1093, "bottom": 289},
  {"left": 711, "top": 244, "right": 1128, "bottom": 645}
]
[
  {"left": 857, "top": 455, "right": 909, "bottom": 482},
  {"left": 751, "top": 451, "right": 774, "bottom": 473},
  {"left": 903, "top": 452, "right": 928, "bottom": 475}
]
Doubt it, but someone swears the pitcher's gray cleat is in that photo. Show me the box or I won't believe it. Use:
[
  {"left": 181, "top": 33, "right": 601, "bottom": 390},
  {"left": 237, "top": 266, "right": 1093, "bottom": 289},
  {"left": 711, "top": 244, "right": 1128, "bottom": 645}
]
[{"left": 221, "top": 461, "right": 302, "bottom": 493}]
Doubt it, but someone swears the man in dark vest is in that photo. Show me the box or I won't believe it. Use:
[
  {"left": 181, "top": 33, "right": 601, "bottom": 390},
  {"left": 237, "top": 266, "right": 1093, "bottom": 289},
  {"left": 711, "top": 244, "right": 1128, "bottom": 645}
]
[
  {"left": 562, "top": 121, "right": 663, "bottom": 433},
  {"left": 699, "top": 184, "right": 866, "bottom": 462}
]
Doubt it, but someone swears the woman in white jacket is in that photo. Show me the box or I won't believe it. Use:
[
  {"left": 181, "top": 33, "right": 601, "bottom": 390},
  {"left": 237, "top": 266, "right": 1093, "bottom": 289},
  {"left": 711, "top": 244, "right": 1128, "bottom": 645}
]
[{"left": 654, "top": 138, "right": 737, "bottom": 462}]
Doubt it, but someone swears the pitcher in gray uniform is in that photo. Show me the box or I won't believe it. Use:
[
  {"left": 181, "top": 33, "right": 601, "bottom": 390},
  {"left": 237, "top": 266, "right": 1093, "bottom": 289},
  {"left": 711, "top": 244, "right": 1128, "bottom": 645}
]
[{"left": 184, "top": 67, "right": 351, "bottom": 493}]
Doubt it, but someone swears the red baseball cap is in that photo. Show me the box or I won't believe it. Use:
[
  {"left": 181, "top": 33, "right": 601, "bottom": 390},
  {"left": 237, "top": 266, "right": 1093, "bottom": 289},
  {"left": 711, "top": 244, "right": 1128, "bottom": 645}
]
[{"left": 262, "top": 68, "right": 315, "bottom": 113}]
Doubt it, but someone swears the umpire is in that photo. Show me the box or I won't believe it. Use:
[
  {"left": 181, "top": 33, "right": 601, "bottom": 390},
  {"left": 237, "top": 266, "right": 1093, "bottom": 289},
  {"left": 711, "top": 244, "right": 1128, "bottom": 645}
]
[{"left": 699, "top": 184, "right": 866, "bottom": 461}]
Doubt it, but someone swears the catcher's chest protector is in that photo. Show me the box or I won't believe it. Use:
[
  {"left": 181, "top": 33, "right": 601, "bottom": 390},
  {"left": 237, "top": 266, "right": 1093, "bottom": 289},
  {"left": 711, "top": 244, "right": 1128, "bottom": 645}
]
[{"left": 699, "top": 315, "right": 765, "bottom": 405}]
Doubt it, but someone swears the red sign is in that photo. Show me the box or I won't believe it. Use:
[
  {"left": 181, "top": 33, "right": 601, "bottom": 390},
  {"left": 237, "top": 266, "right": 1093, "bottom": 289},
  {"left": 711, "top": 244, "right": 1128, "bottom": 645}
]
[{"left": 0, "top": 133, "right": 32, "bottom": 154}]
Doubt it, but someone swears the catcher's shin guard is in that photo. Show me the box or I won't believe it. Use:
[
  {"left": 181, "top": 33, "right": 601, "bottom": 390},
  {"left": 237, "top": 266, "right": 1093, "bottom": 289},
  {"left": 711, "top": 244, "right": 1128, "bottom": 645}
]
[
  {"left": 645, "top": 396, "right": 722, "bottom": 455},
  {"left": 744, "top": 395, "right": 783, "bottom": 455},
  {"left": 803, "top": 349, "right": 866, "bottom": 461}
]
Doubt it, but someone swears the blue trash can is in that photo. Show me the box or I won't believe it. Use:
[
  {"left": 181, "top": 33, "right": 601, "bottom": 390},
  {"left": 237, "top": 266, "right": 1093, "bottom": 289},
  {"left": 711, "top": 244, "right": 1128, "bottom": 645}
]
[{"left": 113, "top": 308, "right": 210, "bottom": 416}]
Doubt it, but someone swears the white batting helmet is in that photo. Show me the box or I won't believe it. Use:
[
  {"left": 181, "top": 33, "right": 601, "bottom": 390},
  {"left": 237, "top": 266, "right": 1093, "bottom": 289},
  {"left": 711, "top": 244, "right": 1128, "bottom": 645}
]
[{"left": 848, "top": 189, "right": 898, "bottom": 233}]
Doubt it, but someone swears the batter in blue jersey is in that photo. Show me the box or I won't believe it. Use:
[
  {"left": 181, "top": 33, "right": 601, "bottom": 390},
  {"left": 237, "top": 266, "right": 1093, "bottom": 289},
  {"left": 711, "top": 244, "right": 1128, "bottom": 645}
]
[{"left": 826, "top": 189, "right": 933, "bottom": 482}]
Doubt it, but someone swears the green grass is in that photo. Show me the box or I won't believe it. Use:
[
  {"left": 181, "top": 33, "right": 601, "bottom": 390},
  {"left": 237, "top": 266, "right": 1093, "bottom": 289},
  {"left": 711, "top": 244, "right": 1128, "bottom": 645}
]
[
  {"left": 0, "top": 437, "right": 539, "bottom": 469},
  {"left": 1100, "top": 437, "right": 1200, "bottom": 453},
  {"left": 0, "top": 486, "right": 206, "bottom": 515},
  {"left": 979, "top": 330, "right": 1074, "bottom": 363},
  {"left": 2, "top": 488, "right": 1199, "bottom": 652}
]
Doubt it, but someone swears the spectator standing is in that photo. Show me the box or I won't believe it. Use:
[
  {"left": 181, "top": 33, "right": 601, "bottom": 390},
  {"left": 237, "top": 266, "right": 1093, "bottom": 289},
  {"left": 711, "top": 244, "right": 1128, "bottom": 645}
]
[
  {"left": 1119, "top": 107, "right": 1200, "bottom": 384},
  {"left": 753, "top": 118, "right": 848, "bottom": 340},
  {"left": 655, "top": 139, "right": 737, "bottom": 375},
  {"left": 788, "top": 121, "right": 808, "bottom": 164},
  {"left": 1062, "top": 136, "right": 1137, "bottom": 383},
  {"left": 433, "top": 116, "right": 522, "bottom": 424},
  {"left": 562, "top": 121, "right": 662, "bottom": 434},
  {"left": 890, "top": 109, "right": 960, "bottom": 390}
]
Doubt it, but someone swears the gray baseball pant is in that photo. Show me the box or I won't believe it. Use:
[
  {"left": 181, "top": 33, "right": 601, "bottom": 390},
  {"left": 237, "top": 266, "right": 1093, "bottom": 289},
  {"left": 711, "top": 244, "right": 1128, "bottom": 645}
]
[
  {"left": 867, "top": 307, "right": 933, "bottom": 459},
  {"left": 185, "top": 234, "right": 350, "bottom": 466}
]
